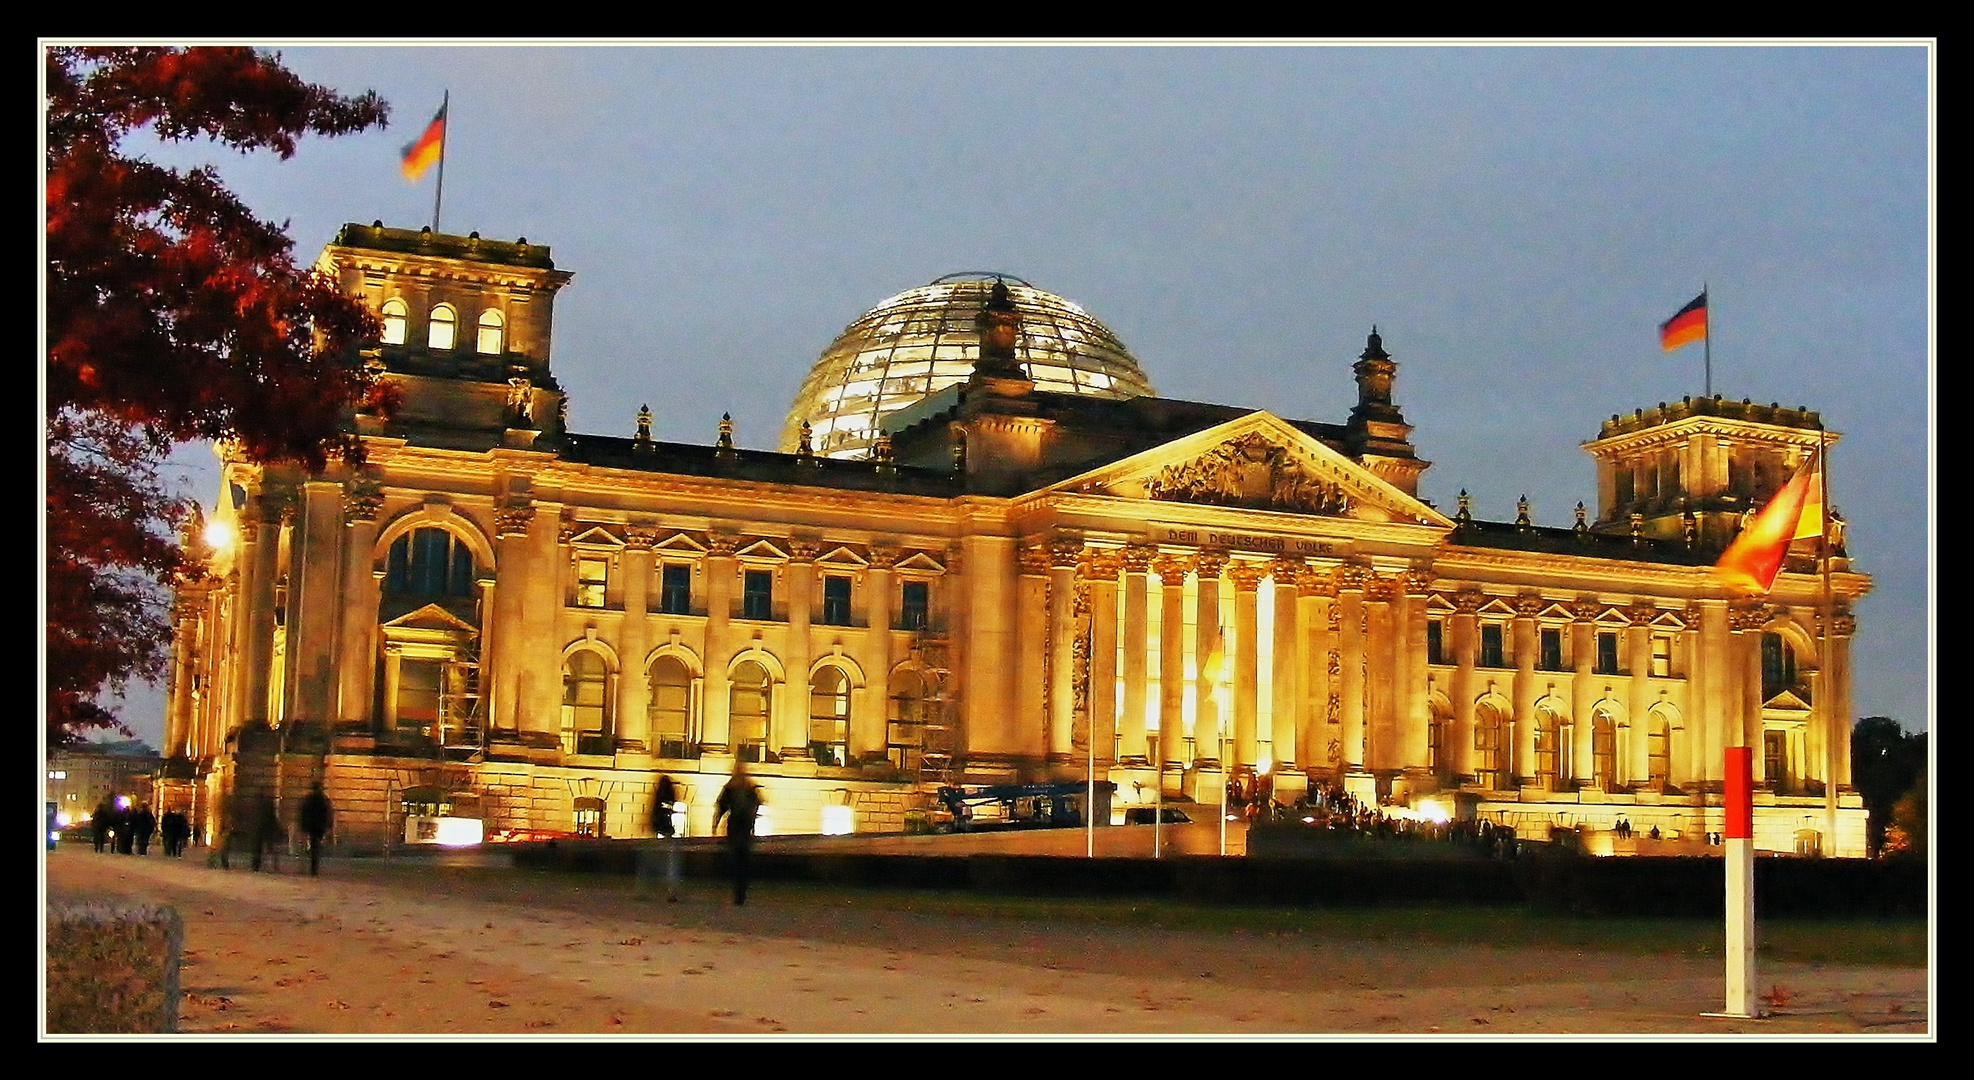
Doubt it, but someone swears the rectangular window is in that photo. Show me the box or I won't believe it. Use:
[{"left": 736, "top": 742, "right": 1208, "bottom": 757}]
[
  {"left": 1651, "top": 634, "right": 1673, "bottom": 678},
  {"left": 742, "top": 568, "right": 773, "bottom": 621},
  {"left": 659, "top": 563, "right": 692, "bottom": 615},
  {"left": 576, "top": 555, "right": 608, "bottom": 608},
  {"left": 1539, "top": 627, "right": 1563, "bottom": 672},
  {"left": 1480, "top": 624, "right": 1505, "bottom": 669},
  {"left": 821, "top": 575, "right": 852, "bottom": 626},
  {"left": 1426, "top": 620, "right": 1445, "bottom": 665},
  {"left": 1764, "top": 729, "right": 1788, "bottom": 788},
  {"left": 899, "top": 581, "right": 930, "bottom": 631},
  {"left": 396, "top": 659, "right": 442, "bottom": 741},
  {"left": 1596, "top": 631, "right": 1621, "bottom": 675}
]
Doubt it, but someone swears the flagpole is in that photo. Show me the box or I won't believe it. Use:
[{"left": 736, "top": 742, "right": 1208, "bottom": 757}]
[
  {"left": 1817, "top": 427, "right": 1837, "bottom": 851},
  {"left": 432, "top": 89, "right": 449, "bottom": 233},
  {"left": 1703, "top": 281, "right": 1712, "bottom": 398}
]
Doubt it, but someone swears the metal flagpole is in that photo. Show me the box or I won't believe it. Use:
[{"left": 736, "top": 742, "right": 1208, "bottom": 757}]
[
  {"left": 431, "top": 89, "right": 449, "bottom": 233},
  {"left": 1703, "top": 281, "right": 1712, "bottom": 399},
  {"left": 1087, "top": 619, "right": 1097, "bottom": 859},
  {"left": 1817, "top": 428, "right": 1838, "bottom": 851}
]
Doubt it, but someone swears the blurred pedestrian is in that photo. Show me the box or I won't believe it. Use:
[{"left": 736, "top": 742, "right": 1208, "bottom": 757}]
[
  {"left": 160, "top": 809, "right": 188, "bottom": 857},
  {"left": 131, "top": 803, "right": 156, "bottom": 855},
  {"left": 249, "top": 793, "right": 282, "bottom": 872},
  {"left": 298, "top": 782, "right": 333, "bottom": 876},
  {"left": 90, "top": 800, "right": 111, "bottom": 853},
  {"left": 650, "top": 774, "right": 681, "bottom": 902},
  {"left": 712, "top": 761, "right": 762, "bottom": 906}
]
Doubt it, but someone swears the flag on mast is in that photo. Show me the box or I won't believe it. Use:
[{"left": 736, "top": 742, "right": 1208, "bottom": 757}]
[
  {"left": 1659, "top": 290, "right": 1708, "bottom": 352},
  {"left": 400, "top": 101, "right": 447, "bottom": 182},
  {"left": 1715, "top": 453, "right": 1823, "bottom": 593}
]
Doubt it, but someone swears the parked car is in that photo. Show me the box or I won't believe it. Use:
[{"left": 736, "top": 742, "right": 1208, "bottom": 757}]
[{"left": 1123, "top": 807, "right": 1192, "bottom": 825}]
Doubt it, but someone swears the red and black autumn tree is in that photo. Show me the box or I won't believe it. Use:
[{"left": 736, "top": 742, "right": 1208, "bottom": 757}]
[{"left": 45, "top": 47, "right": 392, "bottom": 744}]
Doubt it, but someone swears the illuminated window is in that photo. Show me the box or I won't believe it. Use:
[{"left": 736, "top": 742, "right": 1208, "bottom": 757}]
[
  {"left": 564, "top": 650, "right": 611, "bottom": 755},
  {"left": 1761, "top": 633, "right": 1797, "bottom": 700},
  {"left": 1651, "top": 634, "right": 1673, "bottom": 677},
  {"left": 887, "top": 668, "right": 930, "bottom": 770},
  {"left": 742, "top": 569, "right": 773, "bottom": 621},
  {"left": 809, "top": 666, "right": 850, "bottom": 767},
  {"left": 1764, "top": 729, "right": 1788, "bottom": 789},
  {"left": 1539, "top": 627, "right": 1563, "bottom": 671},
  {"left": 1648, "top": 713, "right": 1672, "bottom": 786},
  {"left": 1534, "top": 708, "right": 1562, "bottom": 788},
  {"left": 1475, "top": 705, "right": 1507, "bottom": 788},
  {"left": 899, "top": 581, "right": 930, "bottom": 630},
  {"left": 647, "top": 656, "right": 696, "bottom": 759},
  {"left": 730, "top": 661, "right": 771, "bottom": 762},
  {"left": 820, "top": 575, "right": 852, "bottom": 626},
  {"left": 1595, "top": 631, "right": 1621, "bottom": 675},
  {"left": 576, "top": 556, "right": 609, "bottom": 608},
  {"left": 428, "top": 303, "right": 457, "bottom": 350},
  {"left": 659, "top": 563, "right": 691, "bottom": 615},
  {"left": 476, "top": 309, "right": 505, "bottom": 355},
  {"left": 396, "top": 658, "right": 442, "bottom": 743},
  {"left": 384, "top": 528, "right": 476, "bottom": 599},
  {"left": 1592, "top": 709, "right": 1616, "bottom": 789},
  {"left": 1479, "top": 624, "right": 1505, "bottom": 669},
  {"left": 573, "top": 796, "right": 605, "bottom": 839},
  {"left": 381, "top": 297, "right": 408, "bottom": 345}
]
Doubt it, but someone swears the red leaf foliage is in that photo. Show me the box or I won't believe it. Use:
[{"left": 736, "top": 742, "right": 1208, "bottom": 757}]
[{"left": 44, "top": 47, "right": 392, "bottom": 743}]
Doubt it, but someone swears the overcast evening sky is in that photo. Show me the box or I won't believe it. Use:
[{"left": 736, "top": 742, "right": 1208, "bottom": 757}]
[{"left": 66, "top": 41, "right": 1932, "bottom": 745}]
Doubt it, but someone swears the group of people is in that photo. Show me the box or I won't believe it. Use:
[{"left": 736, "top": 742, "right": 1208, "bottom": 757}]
[
  {"left": 214, "top": 782, "right": 335, "bottom": 875},
  {"left": 646, "top": 761, "right": 764, "bottom": 906},
  {"left": 88, "top": 800, "right": 191, "bottom": 857}
]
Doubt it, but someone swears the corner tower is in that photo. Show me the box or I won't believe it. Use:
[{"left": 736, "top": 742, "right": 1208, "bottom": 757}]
[
  {"left": 1582, "top": 396, "right": 1832, "bottom": 550},
  {"left": 312, "top": 222, "right": 574, "bottom": 451},
  {"left": 1344, "top": 328, "right": 1427, "bottom": 496}
]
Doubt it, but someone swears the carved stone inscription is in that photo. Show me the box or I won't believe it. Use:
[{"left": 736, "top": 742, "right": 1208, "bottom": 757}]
[{"left": 1142, "top": 433, "right": 1355, "bottom": 516}]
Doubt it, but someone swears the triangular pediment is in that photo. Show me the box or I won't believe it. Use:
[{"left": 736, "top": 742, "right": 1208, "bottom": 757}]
[
  {"left": 566, "top": 525, "right": 623, "bottom": 548},
  {"left": 817, "top": 545, "right": 869, "bottom": 569},
  {"left": 653, "top": 532, "right": 708, "bottom": 555},
  {"left": 382, "top": 603, "right": 478, "bottom": 633},
  {"left": 1050, "top": 412, "right": 1452, "bottom": 527},
  {"left": 735, "top": 539, "right": 788, "bottom": 562},
  {"left": 1764, "top": 689, "right": 1812, "bottom": 714},
  {"left": 1537, "top": 602, "right": 1577, "bottom": 622},
  {"left": 1593, "top": 608, "right": 1633, "bottom": 628},
  {"left": 895, "top": 552, "right": 946, "bottom": 574},
  {"left": 1649, "top": 611, "right": 1688, "bottom": 631},
  {"left": 1476, "top": 597, "right": 1519, "bottom": 618},
  {"left": 1425, "top": 594, "right": 1459, "bottom": 615}
]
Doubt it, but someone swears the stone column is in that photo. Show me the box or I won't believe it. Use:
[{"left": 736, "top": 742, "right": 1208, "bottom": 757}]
[
  {"left": 1397, "top": 570, "right": 1433, "bottom": 775},
  {"left": 781, "top": 542, "right": 818, "bottom": 760},
  {"left": 520, "top": 506, "right": 563, "bottom": 743},
  {"left": 1192, "top": 549, "right": 1229, "bottom": 767},
  {"left": 1335, "top": 563, "right": 1368, "bottom": 772},
  {"left": 1625, "top": 603, "right": 1656, "bottom": 788},
  {"left": 1088, "top": 549, "right": 1122, "bottom": 766},
  {"left": 1117, "top": 545, "right": 1153, "bottom": 763},
  {"left": 286, "top": 481, "right": 344, "bottom": 727},
  {"left": 379, "top": 643, "right": 403, "bottom": 729},
  {"left": 1154, "top": 554, "right": 1190, "bottom": 780},
  {"left": 1299, "top": 575, "right": 1334, "bottom": 776},
  {"left": 1362, "top": 574, "right": 1398, "bottom": 774},
  {"left": 859, "top": 546, "right": 898, "bottom": 761},
  {"left": 1691, "top": 600, "right": 1730, "bottom": 786},
  {"left": 618, "top": 526, "right": 656, "bottom": 752},
  {"left": 165, "top": 596, "right": 200, "bottom": 759},
  {"left": 336, "top": 486, "right": 384, "bottom": 730},
  {"left": 1511, "top": 593, "right": 1542, "bottom": 786},
  {"left": 1732, "top": 603, "right": 1768, "bottom": 784},
  {"left": 1015, "top": 544, "right": 1052, "bottom": 762},
  {"left": 1569, "top": 602, "right": 1598, "bottom": 786},
  {"left": 699, "top": 534, "right": 738, "bottom": 754},
  {"left": 1268, "top": 558, "right": 1303, "bottom": 772},
  {"left": 489, "top": 504, "right": 533, "bottom": 738},
  {"left": 1228, "top": 561, "right": 1266, "bottom": 770},
  {"left": 1450, "top": 590, "right": 1483, "bottom": 782},
  {"left": 1047, "top": 539, "right": 1082, "bottom": 764},
  {"left": 1828, "top": 608, "right": 1856, "bottom": 790}
]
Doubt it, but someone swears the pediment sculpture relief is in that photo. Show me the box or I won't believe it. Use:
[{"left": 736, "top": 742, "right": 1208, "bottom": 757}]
[{"left": 1140, "top": 433, "right": 1356, "bottom": 516}]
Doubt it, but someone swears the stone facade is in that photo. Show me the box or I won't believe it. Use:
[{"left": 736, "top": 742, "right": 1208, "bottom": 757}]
[{"left": 157, "top": 225, "right": 1871, "bottom": 857}]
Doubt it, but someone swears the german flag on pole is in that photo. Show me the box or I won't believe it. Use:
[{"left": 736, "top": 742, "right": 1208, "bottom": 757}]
[
  {"left": 1715, "top": 454, "right": 1823, "bottom": 593},
  {"left": 1659, "top": 290, "right": 1708, "bottom": 352},
  {"left": 399, "top": 102, "right": 446, "bottom": 182}
]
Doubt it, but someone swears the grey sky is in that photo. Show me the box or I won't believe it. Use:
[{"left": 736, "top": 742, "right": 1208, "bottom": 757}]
[{"left": 95, "top": 41, "right": 1931, "bottom": 743}]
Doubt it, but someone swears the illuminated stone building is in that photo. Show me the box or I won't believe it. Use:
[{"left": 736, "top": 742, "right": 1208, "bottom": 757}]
[{"left": 158, "top": 223, "right": 1870, "bottom": 856}]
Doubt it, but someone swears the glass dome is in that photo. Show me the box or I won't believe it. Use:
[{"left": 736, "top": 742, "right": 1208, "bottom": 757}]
[{"left": 780, "top": 273, "right": 1157, "bottom": 459}]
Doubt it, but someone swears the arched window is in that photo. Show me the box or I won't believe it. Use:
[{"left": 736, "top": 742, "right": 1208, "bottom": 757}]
[
  {"left": 888, "top": 668, "right": 930, "bottom": 770},
  {"left": 1475, "top": 703, "right": 1507, "bottom": 790},
  {"left": 564, "top": 650, "right": 611, "bottom": 756},
  {"left": 647, "top": 656, "right": 697, "bottom": 759},
  {"left": 1427, "top": 699, "right": 1452, "bottom": 778},
  {"left": 428, "top": 303, "right": 457, "bottom": 350},
  {"left": 809, "top": 666, "right": 850, "bottom": 767},
  {"left": 730, "top": 661, "right": 771, "bottom": 763},
  {"left": 477, "top": 308, "right": 505, "bottom": 355},
  {"left": 572, "top": 796, "right": 606, "bottom": 839},
  {"left": 1534, "top": 706, "right": 1563, "bottom": 789},
  {"left": 1761, "top": 633, "right": 1799, "bottom": 700},
  {"left": 1591, "top": 708, "right": 1617, "bottom": 790},
  {"left": 380, "top": 298, "right": 408, "bottom": 346},
  {"left": 1647, "top": 710, "right": 1673, "bottom": 788},
  {"left": 384, "top": 528, "right": 476, "bottom": 600}
]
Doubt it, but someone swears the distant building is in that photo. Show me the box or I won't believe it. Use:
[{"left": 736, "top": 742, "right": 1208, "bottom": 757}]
[
  {"left": 47, "top": 740, "right": 159, "bottom": 824},
  {"left": 158, "top": 223, "right": 1870, "bottom": 855}
]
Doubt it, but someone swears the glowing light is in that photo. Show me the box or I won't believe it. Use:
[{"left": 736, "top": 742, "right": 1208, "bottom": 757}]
[
  {"left": 433, "top": 817, "right": 484, "bottom": 846},
  {"left": 1414, "top": 799, "right": 1452, "bottom": 824},
  {"left": 203, "top": 517, "right": 235, "bottom": 552},
  {"left": 116, "top": 795, "right": 131, "bottom": 810},
  {"left": 819, "top": 805, "right": 854, "bottom": 836}
]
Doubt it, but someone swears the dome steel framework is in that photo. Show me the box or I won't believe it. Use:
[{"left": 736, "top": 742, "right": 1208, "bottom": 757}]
[{"left": 781, "top": 274, "right": 1157, "bottom": 458}]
